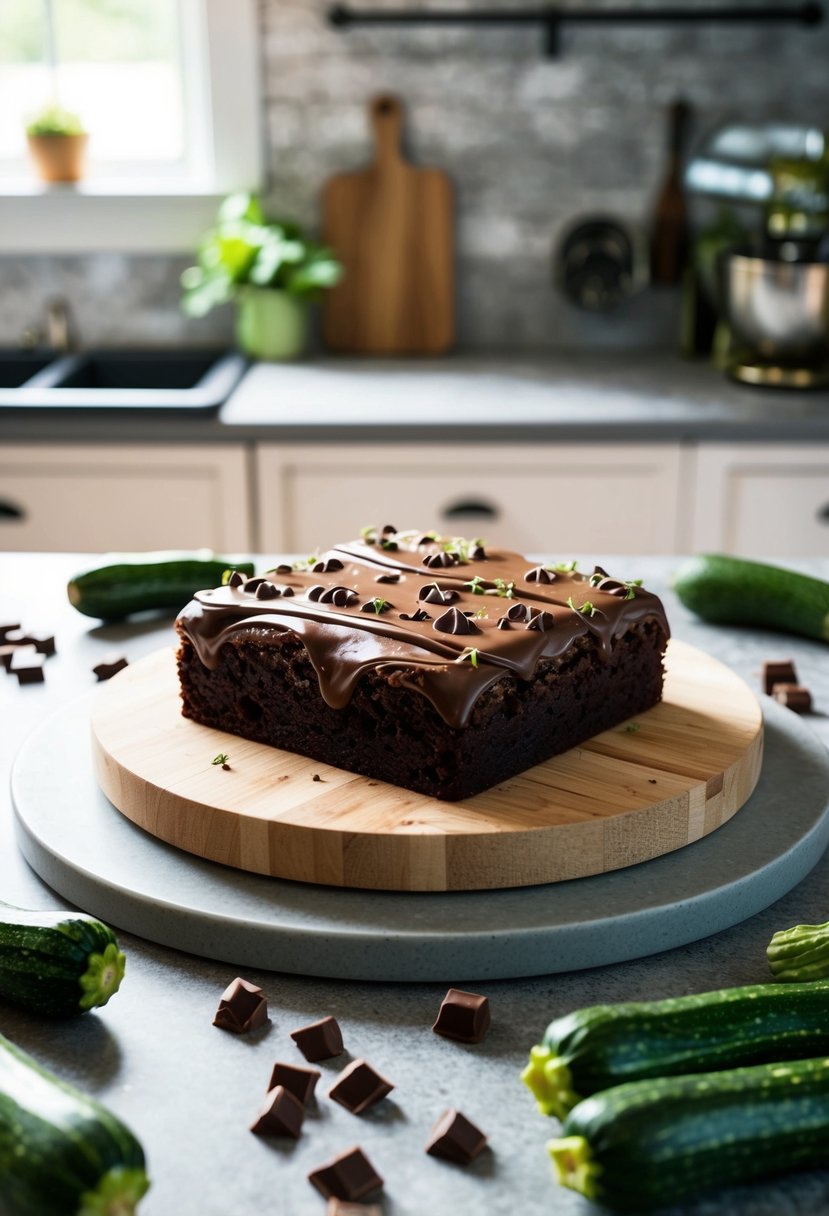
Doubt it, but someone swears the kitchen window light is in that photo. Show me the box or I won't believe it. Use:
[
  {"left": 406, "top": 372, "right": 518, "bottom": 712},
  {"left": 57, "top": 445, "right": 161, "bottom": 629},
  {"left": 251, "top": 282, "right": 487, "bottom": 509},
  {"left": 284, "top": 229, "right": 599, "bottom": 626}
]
[{"left": 0, "top": 0, "right": 262, "bottom": 253}]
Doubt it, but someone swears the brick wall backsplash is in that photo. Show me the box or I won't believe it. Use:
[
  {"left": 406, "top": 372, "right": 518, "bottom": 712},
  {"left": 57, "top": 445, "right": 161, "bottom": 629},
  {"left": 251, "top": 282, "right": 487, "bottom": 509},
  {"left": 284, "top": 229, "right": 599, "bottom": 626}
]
[{"left": 2, "top": 1, "right": 826, "bottom": 352}]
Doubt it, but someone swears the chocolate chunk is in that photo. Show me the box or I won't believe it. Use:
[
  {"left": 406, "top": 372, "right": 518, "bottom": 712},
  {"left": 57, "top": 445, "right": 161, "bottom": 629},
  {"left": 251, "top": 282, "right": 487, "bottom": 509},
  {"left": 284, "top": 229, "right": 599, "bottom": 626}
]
[
  {"left": 267, "top": 1061, "right": 320, "bottom": 1106},
  {"left": 328, "top": 1059, "right": 394, "bottom": 1115},
  {"left": 15, "top": 631, "right": 56, "bottom": 656},
  {"left": 432, "top": 989, "right": 491, "bottom": 1043},
  {"left": 255, "top": 581, "right": 281, "bottom": 600},
  {"left": 92, "top": 655, "right": 129, "bottom": 681},
  {"left": 290, "top": 1015, "right": 344, "bottom": 1061},
  {"left": 0, "top": 643, "right": 34, "bottom": 671},
  {"left": 470, "top": 544, "right": 487, "bottom": 560},
  {"left": 227, "top": 570, "right": 246, "bottom": 588},
  {"left": 425, "top": 1109, "right": 487, "bottom": 1164},
  {"left": 505, "top": 602, "right": 531, "bottom": 622},
  {"left": 313, "top": 557, "right": 345, "bottom": 573},
  {"left": 772, "top": 683, "right": 813, "bottom": 713},
  {"left": 400, "top": 609, "right": 430, "bottom": 622},
  {"left": 326, "top": 1201, "right": 382, "bottom": 1216},
  {"left": 592, "top": 565, "right": 610, "bottom": 578},
  {"left": 308, "top": 1146, "right": 383, "bottom": 1202},
  {"left": 525, "top": 610, "right": 555, "bottom": 632},
  {"left": 10, "top": 648, "right": 46, "bottom": 684},
  {"left": 381, "top": 524, "right": 397, "bottom": 535},
  {"left": 763, "top": 660, "right": 798, "bottom": 695},
  {"left": 423, "top": 551, "right": 459, "bottom": 568},
  {"left": 274, "top": 563, "right": 294, "bottom": 574},
  {"left": 307, "top": 585, "right": 325, "bottom": 601},
  {"left": 433, "top": 607, "right": 480, "bottom": 636},
  {"left": 496, "top": 617, "right": 511, "bottom": 630},
  {"left": 374, "top": 572, "right": 400, "bottom": 584},
  {"left": 319, "top": 586, "right": 359, "bottom": 607},
  {"left": 419, "top": 583, "right": 458, "bottom": 605},
  {"left": 360, "top": 598, "right": 393, "bottom": 614},
  {"left": 250, "top": 1085, "right": 305, "bottom": 1138},
  {"left": 212, "top": 977, "right": 268, "bottom": 1034},
  {"left": 0, "top": 623, "right": 21, "bottom": 642},
  {"left": 524, "top": 565, "right": 555, "bottom": 584},
  {"left": 594, "top": 577, "right": 627, "bottom": 596}
]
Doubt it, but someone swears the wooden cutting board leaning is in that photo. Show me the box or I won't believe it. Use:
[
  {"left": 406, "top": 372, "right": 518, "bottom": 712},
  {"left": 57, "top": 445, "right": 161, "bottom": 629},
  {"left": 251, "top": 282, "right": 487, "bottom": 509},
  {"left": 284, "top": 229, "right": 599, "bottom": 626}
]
[{"left": 322, "top": 94, "right": 454, "bottom": 354}]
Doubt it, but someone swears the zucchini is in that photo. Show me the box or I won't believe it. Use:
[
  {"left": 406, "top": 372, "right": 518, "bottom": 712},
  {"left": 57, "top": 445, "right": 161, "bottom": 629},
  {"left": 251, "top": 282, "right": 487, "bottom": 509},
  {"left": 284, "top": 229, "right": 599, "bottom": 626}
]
[
  {"left": 0, "top": 902, "right": 125, "bottom": 1018},
  {"left": 673, "top": 553, "right": 829, "bottom": 642},
  {"left": 768, "top": 919, "right": 829, "bottom": 981},
  {"left": 67, "top": 551, "right": 255, "bottom": 621},
  {"left": 522, "top": 978, "right": 829, "bottom": 1120},
  {"left": 0, "top": 1030, "right": 149, "bottom": 1216},
  {"left": 548, "top": 1056, "right": 829, "bottom": 1211}
]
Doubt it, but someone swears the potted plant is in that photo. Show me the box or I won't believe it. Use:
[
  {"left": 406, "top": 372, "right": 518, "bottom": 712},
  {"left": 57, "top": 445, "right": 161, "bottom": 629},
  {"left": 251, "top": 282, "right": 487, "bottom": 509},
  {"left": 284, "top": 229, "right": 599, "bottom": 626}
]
[
  {"left": 26, "top": 106, "right": 88, "bottom": 183},
  {"left": 181, "top": 193, "right": 342, "bottom": 361}
]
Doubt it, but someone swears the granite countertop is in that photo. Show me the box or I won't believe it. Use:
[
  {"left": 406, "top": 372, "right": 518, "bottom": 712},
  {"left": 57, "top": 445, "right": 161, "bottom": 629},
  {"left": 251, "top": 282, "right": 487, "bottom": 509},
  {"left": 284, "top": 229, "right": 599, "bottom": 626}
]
[
  {"left": 2, "top": 553, "right": 829, "bottom": 1216},
  {"left": 1, "top": 352, "right": 828, "bottom": 444}
]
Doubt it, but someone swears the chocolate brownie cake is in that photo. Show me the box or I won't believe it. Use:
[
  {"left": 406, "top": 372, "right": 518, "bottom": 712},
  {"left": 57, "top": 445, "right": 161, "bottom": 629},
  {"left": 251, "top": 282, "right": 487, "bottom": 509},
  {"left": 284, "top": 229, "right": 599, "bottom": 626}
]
[{"left": 175, "top": 528, "right": 670, "bottom": 801}]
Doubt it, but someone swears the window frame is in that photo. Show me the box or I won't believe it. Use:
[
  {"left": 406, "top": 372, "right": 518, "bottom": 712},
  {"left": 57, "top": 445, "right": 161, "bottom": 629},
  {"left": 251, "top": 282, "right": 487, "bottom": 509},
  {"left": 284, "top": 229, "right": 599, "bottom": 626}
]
[{"left": 0, "top": 0, "right": 263, "bottom": 254}]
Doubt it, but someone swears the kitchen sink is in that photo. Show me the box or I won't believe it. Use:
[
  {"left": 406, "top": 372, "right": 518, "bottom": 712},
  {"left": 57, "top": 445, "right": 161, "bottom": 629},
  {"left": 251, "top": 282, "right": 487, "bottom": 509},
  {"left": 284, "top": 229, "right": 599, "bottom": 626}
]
[{"left": 0, "top": 348, "right": 247, "bottom": 410}]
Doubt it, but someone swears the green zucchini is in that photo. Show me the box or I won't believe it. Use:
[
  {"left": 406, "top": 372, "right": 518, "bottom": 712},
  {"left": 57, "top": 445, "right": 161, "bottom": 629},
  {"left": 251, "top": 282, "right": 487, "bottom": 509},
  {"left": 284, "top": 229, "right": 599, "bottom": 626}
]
[
  {"left": 67, "top": 551, "right": 255, "bottom": 621},
  {"left": 0, "top": 902, "right": 125, "bottom": 1018},
  {"left": 673, "top": 553, "right": 829, "bottom": 642},
  {"left": 548, "top": 1056, "right": 829, "bottom": 1211},
  {"left": 768, "top": 918, "right": 829, "bottom": 981},
  {"left": 522, "top": 978, "right": 829, "bottom": 1120},
  {"left": 0, "top": 1030, "right": 149, "bottom": 1216}
]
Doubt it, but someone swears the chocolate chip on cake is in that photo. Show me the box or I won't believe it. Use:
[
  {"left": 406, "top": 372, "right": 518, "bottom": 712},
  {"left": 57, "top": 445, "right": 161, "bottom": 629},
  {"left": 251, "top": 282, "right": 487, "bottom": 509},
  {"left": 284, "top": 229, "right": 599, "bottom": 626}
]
[
  {"left": 313, "top": 557, "right": 345, "bottom": 573},
  {"left": 250, "top": 1085, "right": 304, "bottom": 1138},
  {"left": 425, "top": 1109, "right": 487, "bottom": 1164},
  {"left": 524, "top": 566, "right": 555, "bottom": 583},
  {"left": 525, "top": 610, "right": 555, "bottom": 632},
  {"left": 419, "top": 583, "right": 458, "bottom": 605},
  {"left": 433, "top": 607, "right": 480, "bottom": 635},
  {"left": 328, "top": 1059, "right": 394, "bottom": 1115},
  {"left": 227, "top": 570, "right": 246, "bottom": 588},
  {"left": 212, "top": 977, "right": 268, "bottom": 1034},
  {"left": 423, "top": 550, "right": 459, "bottom": 568},
  {"left": 267, "top": 1062, "right": 320, "bottom": 1106},
  {"left": 290, "top": 1015, "right": 344, "bottom": 1061},
  {"left": 254, "top": 581, "right": 281, "bottom": 600},
  {"left": 763, "top": 660, "right": 798, "bottom": 695},
  {"left": 308, "top": 1146, "right": 383, "bottom": 1202},
  {"left": 432, "top": 989, "right": 491, "bottom": 1043}
]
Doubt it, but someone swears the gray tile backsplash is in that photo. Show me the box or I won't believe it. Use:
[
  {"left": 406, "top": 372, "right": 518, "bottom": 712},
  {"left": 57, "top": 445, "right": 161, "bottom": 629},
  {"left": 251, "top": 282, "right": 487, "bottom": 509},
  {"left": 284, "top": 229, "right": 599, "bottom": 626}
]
[{"left": 2, "top": 1, "right": 826, "bottom": 352}]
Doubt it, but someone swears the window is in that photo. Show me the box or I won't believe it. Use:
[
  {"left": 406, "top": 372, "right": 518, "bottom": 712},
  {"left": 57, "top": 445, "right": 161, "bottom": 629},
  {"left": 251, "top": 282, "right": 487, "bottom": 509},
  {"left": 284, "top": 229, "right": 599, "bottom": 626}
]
[{"left": 0, "top": 0, "right": 262, "bottom": 252}]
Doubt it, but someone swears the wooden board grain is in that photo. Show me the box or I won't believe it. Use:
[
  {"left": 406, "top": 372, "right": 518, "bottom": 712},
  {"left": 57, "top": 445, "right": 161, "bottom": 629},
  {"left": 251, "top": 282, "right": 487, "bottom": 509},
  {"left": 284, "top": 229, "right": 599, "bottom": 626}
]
[
  {"left": 90, "top": 641, "right": 763, "bottom": 892},
  {"left": 321, "top": 94, "right": 454, "bottom": 354}
]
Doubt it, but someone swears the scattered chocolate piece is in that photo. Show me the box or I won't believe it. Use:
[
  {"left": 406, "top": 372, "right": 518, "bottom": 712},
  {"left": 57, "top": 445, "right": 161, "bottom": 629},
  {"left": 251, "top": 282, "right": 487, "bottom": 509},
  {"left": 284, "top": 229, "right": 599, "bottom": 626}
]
[
  {"left": 419, "top": 583, "right": 458, "bottom": 605},
  {"left": 763, "top": 660, "right": 798, "bottom": 695},
  {"left": 374, "top": 572, "right": 400, "bottom": 584},
  {"left": 470, "top": 544, "right": 487, "bottom": 560},
  {"left": 307, "top": 585, "right": 325, "bottom": 601},
  {"left": 593, "top": 577, "right": 627, "bottom": 596},
  {"left": 505, "top": 602, "right": 531, "bottom": 622},
  {"left": 291, "top": 1015, "right": 344, "bottom": 1061},
  {"left": 250, "top": 1085, "right": 305, "bottom": 1138},
  {"left": 274, "top": 563, "right": 294, "bottom": 574},
  {"left": 592, "top": 565, "right": 610, "bottom": 578},
  {"left": 400, "top": 609, "right": 430, "bottom": 622},
  {"left": 308, "top": 1146, "right": 383, "bottom": 1203},
  {"left": 12, "top": 631, "right": 56, "bottom": 656},
  {"left": 212, "top": 977, "right": 268, "bottom": 1035},
  {"left": 524, "top": 565, "right": 555, "bottom": 584},
  {"left": 319, "top": 586, "right": 359, "bottom": 607},
  {"left": 772, "top": 683, "right": 813, "bottom": 713},
  {"left": 267, "top": 1061, "right": 320, "bottom": 1106},
  {"left": 313, "top": 557, "right": 345, "bottom": 573},
  {"left": 381, "top": 524, "right": 397, "bottom": 535},
  {"left": 432, "top": 989, "right": 491, "bottom": 1043},
  {"left": 0, "top": 642, "right": 34, "bottom": 671},
  {"left": 227, "top": 571, "right": 246, "bottom": 588},
  {"left": 92, "top": 655, "right": 129, "bottom": 681},
  {"left": 425, "top": 1109, "right": 487, "bottom": 1164},
  {"left": 10, "top": 648, "right": 46, "bottom": 685},
  {"left": 326, "top": 1201, "right": 382, "bottom": 1216},
  {"left": 496, "top": 618, "right": 511, "bottom": 631},
  {"left": 525, "top": 610, "right": 555, "bottom": 632},
  {"left": 423, "top": 551, "right": 459, "bottom": 568},
  {"left": 254, "top": 581, "right": 281, "bottom": 600},
  {"left": 360, "top": 598, "right": 393, "bottom": 614},
  {"left": 433, "top": 607, "right": 480, "bottom": 636},
  {"left": 312, "top": 773, "right": 326, "bottom": 782},
  {"left": 0, "top": 623, "right": 21, "bottom": 642},
  {"left": 328, "top": 1059, "right": 394, "bottom": 1115}
]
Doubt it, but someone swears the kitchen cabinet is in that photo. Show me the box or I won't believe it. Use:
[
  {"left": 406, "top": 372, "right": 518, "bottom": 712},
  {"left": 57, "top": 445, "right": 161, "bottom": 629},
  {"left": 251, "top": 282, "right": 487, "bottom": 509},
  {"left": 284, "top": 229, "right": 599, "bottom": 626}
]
[
  {"left": 255, "top": 442, "right": 689, "bottom": 554},
  {"left": 0, "top": 444, "right": 253, "bottom": 553},
  {"left": 690, "top": 444, "right": 829, "bottom": 558}
]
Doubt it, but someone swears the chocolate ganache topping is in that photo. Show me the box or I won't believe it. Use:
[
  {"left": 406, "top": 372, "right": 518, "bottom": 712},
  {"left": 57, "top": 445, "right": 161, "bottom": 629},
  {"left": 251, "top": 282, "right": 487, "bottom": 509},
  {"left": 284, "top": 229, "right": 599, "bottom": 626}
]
[{"left": 176, "top": 530, "right": 670, "bottom": 729}]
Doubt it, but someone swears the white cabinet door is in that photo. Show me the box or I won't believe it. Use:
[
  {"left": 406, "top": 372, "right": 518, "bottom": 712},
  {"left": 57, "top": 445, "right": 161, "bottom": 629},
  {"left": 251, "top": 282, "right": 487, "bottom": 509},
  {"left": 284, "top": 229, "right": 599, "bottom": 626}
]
[
  {"left": 691, "top": 445, "right": 829, "bottom": 557},
  {"left": 0, "top": 444, "right": 253, "bottom": 552},
  {"left": 256, "top": 443, "right": 686, "bottom": 556}
]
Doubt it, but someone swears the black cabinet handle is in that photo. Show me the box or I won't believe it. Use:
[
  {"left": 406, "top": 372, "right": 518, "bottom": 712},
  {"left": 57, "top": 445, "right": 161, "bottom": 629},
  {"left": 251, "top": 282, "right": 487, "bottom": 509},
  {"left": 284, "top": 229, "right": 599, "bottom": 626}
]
[
  {"left": 0, "top": 500, "right": 24, "bottom": 521},
  {"left": 442, "top": 499, "right": 499, "bottom": 521},
  {"left": 818, "top": 502, "right": 829, "bottom": 525}
]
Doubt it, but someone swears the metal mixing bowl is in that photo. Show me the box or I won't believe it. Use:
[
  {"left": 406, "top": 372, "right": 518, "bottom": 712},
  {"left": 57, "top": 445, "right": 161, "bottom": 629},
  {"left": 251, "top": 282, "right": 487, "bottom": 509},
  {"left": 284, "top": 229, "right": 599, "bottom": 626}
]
[{"left": 722, "top": 251, "right": 829, "bottom": 361}]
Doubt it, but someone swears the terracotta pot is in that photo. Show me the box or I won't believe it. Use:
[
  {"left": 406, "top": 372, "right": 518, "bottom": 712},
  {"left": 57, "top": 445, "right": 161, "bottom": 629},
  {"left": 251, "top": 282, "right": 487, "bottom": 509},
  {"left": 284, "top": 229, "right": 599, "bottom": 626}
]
[{"left": 27, "top": 133, "right": 88, "bottom": 183}]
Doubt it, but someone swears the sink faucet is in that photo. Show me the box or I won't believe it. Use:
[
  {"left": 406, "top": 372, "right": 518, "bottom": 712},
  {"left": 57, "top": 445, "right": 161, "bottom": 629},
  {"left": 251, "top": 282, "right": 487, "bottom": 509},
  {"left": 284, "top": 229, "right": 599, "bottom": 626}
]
[{"left": 19, "top": 296, "right": 77, "bottom": 352}]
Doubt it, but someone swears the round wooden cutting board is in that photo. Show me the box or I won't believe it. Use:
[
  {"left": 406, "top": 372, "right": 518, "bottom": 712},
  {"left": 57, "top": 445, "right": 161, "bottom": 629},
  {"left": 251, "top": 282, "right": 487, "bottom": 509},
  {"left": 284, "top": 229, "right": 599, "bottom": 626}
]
[{"left": 90, "top": 640, "right": 763, "bottom": 893}]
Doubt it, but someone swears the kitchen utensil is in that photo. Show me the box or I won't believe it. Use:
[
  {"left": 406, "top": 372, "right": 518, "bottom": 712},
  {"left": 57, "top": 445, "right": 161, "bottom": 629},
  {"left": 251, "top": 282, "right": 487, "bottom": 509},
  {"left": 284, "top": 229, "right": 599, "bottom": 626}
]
[
  {"left": 322, "top": 94, "right": 454, "bottom": 354},
  {"left": 721, "top": 248, "right": 829, "bottom": 384},
  {"left": 650, "top": 99, "right": 691, "bottom": 285},
  {"left": 89, "top": 641, "right": 761, "bottom": 893}
]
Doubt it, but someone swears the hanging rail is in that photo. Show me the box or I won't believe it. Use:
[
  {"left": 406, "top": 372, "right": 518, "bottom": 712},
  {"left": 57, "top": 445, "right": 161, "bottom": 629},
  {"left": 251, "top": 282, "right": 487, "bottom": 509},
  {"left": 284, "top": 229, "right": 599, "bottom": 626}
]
[{"left": 328, "top": 3, "right": 823, "bottom": 57}]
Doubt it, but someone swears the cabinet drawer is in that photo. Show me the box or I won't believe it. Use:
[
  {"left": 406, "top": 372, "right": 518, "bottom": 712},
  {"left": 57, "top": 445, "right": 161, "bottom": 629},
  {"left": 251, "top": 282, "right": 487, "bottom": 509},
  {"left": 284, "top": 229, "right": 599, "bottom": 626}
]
[
  {"left": 0, "top": 444, "right": 252, "bottom": 553},
  {"left": 691, "top": 445, "right": 829, "bottom": 557},
  {"left": 257, "top": 443, "right": 685, "bottom": 555}
]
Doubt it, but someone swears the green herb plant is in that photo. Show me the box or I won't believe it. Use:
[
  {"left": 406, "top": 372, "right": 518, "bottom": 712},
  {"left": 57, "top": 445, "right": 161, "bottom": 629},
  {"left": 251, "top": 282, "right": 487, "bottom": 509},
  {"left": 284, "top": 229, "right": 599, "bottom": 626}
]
[
  {"left": 181, "top": 192, "right": 342, "bottom": 317},
  {"left": 26, "top": 105, "right": 86, "bottom": 137}
]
